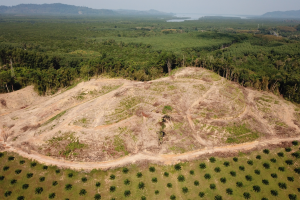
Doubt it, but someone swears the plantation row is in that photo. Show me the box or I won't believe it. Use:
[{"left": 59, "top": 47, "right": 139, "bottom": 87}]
[{"left": 0, "top": 141, "right": 300, "bottom": 199}]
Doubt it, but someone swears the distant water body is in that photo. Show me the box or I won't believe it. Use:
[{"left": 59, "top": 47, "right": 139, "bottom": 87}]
[{"left": 167, "top": 13, "right": 250, "bottom": 22}]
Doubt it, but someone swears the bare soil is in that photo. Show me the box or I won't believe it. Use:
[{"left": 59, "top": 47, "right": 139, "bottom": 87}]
[{"left": 1, "top": 67, "right": 300, "bottom": 169}]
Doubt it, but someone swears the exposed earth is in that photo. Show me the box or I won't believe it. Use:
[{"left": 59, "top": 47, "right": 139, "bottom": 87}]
[{"left": 1, "top": 67, "right": 300, "bottom": 169}]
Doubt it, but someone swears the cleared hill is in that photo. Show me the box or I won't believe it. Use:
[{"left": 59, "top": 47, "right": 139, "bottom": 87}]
[{"left": 0, "top": 67, "right": 300, "bottom": 164}]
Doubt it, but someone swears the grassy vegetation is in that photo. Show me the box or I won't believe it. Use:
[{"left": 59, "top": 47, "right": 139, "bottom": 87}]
[
  {"left": 1, "top": 143, "right": 300, "bottom": 199},
  {"left": 43, "top": 110, "right": 67, "bottom": 126}
]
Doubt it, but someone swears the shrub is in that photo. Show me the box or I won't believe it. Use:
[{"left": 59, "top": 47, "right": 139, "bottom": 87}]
[
  {"left": 262, "top": 179, "right": 269, "bottom": 185},
  {"left": 81, "top": 177, "right": 87, "bottom": 183},
  {"left": 210, "top": 184, "right": 216, "bottom": 190},
  {"left": 253, "top": 185, "right": 261, "bottom": 192},
  {"left": 279, "top": 167, "right": 285, "bottom": 172},
  {"left": 122, "top": 167, "right": 129, "bottom": 174},
  {"left": 55, "top": 169, "right": 60, "bottom": 174},
  {"left": 94, "top": 194, "right": 101, "bottom": 200},
  {"left": 124, "top": 179, "right": 130, "bottom": 185},
  {"left": 164, "top": 172, "right": 169, "bottom": 177},
  {"left": 239, "top": 166, "right": 245, "bottom": 171},
  {"left": 110, "top": 186, "right": 116, "bottom": 192},
  {"left": 270, "top": 158, "right": 277, "bottom": 163},
  {"left": 17, "top": 196, "right": 24, "bottom": 200},
  {"left": 141, "top": 196, "right": 146, "bottom": 200},
  {"left": 243, "top": 192, "right": 251, "bottom": 199},
  {"left": 149, "top": 166, "right": 155, "bottom": 172},
  {"left": 288, "top": 177, "right": 294, "bottom": 182},
  {"left": 0, "top": 176, "right": 4, "bottom": 181},
  {"left": 292, "top": 141, "right": 299, "bottom": 146},
  {"left": 194, "top": 180, "right": 199, "bottom": 186},
  {"left": 190, "top": 170, "right": 194, "bottom": 175},
  {"left": 233, "top": 157, "right": 238, "bottom": 162},
  {"left": 199, "top": 163, "right": 206, "bottom": 169},
  {"left": 50, "top": 181, "right": 57, "bottom": 187},
  {"left": 124, "top": 190, "right": 131, "bottom": 197},
  {"left": 152, "top": 177, "right": 158, "bottom": 183},
  {"left": 68, "top": 173, "right": 73, "bottom": 178},
  {"left": 271, "top": 190, "right": 278, "bottom": 196},
  {"left": 236, "top": 182, "right": 243, "bottom": 187},
  {"left": 220, "top": 177, "right": 226, "bottom": 183},
  {"left": 226, "top": 188, "right": 233, "bottom": 195},
  {"left": 26, "top": 173, "right": 33, "bottom": 178},
  {"left": 110, "top": 174, "right": 115, "bottom": 180},
  {"left": 285, "top": 147, "right": 292, "bottom": 152},
  {"left": 214, "top": 167, "right": 221, "bottom": 172},
  {"left": 15, "top": 169, "right": 22, "bottom": 174},
  {"left": 256, "top": 155, "right": 261, "bottom": 159},
  {"left": 245, "top": 175, "right": 253, "bottom": 181},
  {"left": 19, "top": 160, "right": 25, "bottom": 164},
  {"left": 278, "top": 152, "right": 284, "bottom": 157},
  {"left": 247, "top": 160, "right": 253, "bottom": 165},
  {"left": 65, "top": 184, "right": 72, "bottom": 191},
  {"left": 215, "top": 195, "right": 223, "bottom": 200},
  {"left": 35, "top": 187, "right": 43, "bottom": 194},
  {"left": 224, "top": 161, "right": 230, "bottom": 167},
  {"left": 286, "top": 160, "right": 294, "bottom": 165},
  {"left": 79, "top": 189, "right": 87, "bottom": 196},
  {"left": 204, "top": 173, "right": 211, "bottom": 179},
  {"left": 298, "top": 188, "right": 300, "bottom": 192},
  {"left": 10, "top": 179, "right": 17, "bottom": 185},
  {"left": 230, "top": 171, "right": 236, "bottom": 177},
  {"left": 0, "top": 152, "right": 3, "bottom": 157},
  {"left": 263, "top": 149, "right": 270, "bottom": 154},
  {"left": 155, "top": 190, "right": 159, "bottom": 195},
  {"left": 137, "top": 172, "right": 142, "bottom": 178},
  {"left": 3, "top": 166, "right": 9, "bottom": 171},
  {"left": 289, "top": 194, "right": 297, "bottom": 200},
  {"left": 30, "top": 162, "right": 37, "bottom": 167},
  {"left": 49, "top": 193, "right": 55, "bottom": 199},
  {"left": 261, "top": 198, "right": 268, "bottom": 200},
  {"left": 295, "top": 168, "right": 300, "bottom": 174},
  {"left": 271, "top": 173, "right": 278, "bottom": 178},
  {"left": 182, "top": 187, "right": 188, "bottom": 193},
  {"left": 43, "top": 165, "right": 48, "bottom": 170},
  {"left": 4, "top": 191, "right": 12, "bottom": 197},
  {"left": 292, "top": 152, "right": 300, "bottom": 158},
  {"left": 174, "top": 164, "right": 181, "bottom": 171},
  {"left": 167, "top": 183, "right": 172, "bottom": 188},
  {"left": 199, "top": 192, "right": 205, "bottom": 197},
  {"left": 263, "top": 163, "right": 270, "bottom": 169},
  {"left": 278, "top": 182, "right": 287, "bottom": 189},
  {"left": 255, "top": 170, "right": 260, "bottom": 175},
  {"left": 39, "top": 177, "right": 45, "bottom": 182},
  {"left": 177, "top": 175, "right": 185, "bottom": 182},
  {"left": 170, "top": 195, "right": 176, "bottom": 200},
  {"left": 95, "top": 182, "right": 101, "bottom": 187},
  {"left": 8, "top": 156, "right": 14, "bottom": 161},
  {"left": 209, "top": 157, "right": 216, "bottom": 163}
]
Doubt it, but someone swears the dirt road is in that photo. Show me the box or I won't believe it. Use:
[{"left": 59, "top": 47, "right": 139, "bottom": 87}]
[{"left": 1, "top": 136, "right": 299, "bottom": 171}]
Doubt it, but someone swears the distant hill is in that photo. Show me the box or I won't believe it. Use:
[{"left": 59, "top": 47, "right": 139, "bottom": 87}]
[
  {"left": 0, "top": 3, "right": 172, "bottom": 16},
  {"left": 262, "top": 10, "right": 300, "bottom": 18}
]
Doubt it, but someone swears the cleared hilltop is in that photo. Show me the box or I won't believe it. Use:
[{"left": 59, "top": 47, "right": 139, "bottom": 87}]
[{"left": 0, "top": 67, "right": 300, "bottom": 163}]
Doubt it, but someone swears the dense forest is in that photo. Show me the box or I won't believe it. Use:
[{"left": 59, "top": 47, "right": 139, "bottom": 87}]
[{"left": 1, "top": 16, "right": 300, "bottom": 103}]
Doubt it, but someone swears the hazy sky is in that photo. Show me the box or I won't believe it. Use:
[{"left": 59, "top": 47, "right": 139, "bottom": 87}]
[{"left": 1, "top": 0, "right": 300, "bottom": 15}]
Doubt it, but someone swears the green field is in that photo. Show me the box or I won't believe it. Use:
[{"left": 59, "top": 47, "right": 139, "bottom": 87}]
[{"left": 1, "top": 142, "right": 300, "bottom": 200}]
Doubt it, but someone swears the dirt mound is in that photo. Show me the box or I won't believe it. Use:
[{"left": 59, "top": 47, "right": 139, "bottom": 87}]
[{"left": 1, "top": 67, "right": 300, "bottom": 163}]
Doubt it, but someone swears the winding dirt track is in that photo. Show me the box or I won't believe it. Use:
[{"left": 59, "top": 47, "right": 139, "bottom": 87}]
[{"left": 1, "top": 136, "right": 299, "bottom": 171}]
